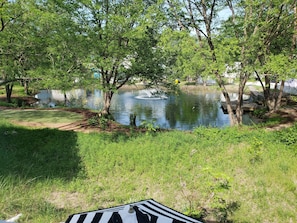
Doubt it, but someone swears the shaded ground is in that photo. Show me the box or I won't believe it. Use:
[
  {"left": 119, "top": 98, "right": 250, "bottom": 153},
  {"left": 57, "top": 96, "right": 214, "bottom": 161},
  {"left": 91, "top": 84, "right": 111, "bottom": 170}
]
[{"left": 264, "top": 107, "right": 297, "bottom": 130}]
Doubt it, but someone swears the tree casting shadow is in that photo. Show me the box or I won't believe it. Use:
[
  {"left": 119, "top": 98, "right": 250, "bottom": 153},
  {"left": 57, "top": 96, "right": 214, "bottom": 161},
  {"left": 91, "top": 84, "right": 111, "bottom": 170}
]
[{"left": 0, "top": 125, "right": 83, "bottom": 181}]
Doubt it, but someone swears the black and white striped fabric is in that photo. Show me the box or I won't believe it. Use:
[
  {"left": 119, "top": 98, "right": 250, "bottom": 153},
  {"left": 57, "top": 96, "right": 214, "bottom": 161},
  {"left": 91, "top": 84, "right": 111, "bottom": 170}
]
[{"left": 65, "top": 199, "right": 202, "bottom": 223}]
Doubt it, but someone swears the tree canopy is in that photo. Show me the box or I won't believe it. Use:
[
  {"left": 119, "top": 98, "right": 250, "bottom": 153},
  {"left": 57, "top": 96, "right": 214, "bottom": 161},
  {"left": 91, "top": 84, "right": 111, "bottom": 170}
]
[{"left": 1, "top": 0, "right": 296, "bottom": 124}]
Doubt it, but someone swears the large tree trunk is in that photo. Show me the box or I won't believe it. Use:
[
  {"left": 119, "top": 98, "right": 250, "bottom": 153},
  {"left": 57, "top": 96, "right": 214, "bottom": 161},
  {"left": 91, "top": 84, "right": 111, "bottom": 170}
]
[
  {"left": 5, "top": 83, "right": 13, "bottom": 103},
  {"left": 274, "top": 80, "right": 285, "bottom": 111},
  {"left": 261, "top": 75, "right": 285, "bottom": 112},
  {"left": 235, "top": 87, "right": 244, "bottom": 124},
  {"left": 101, "top": 90, "right": 114, "bottom": 116},
  {"left": 215, "top": 71, "right": 239, "bottom": 126}
]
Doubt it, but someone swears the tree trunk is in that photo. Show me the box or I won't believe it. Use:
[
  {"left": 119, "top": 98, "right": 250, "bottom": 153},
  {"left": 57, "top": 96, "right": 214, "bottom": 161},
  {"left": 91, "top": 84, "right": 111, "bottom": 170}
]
[
  {"left": 5, "top": 83, "right": 13, "bottom": 103},
  {"left": 264, "top": 75, "right": 271, "bottom": 104},
  {"left": 274, "top": 80, "right": 285, "bottom": 111},
  {"left": 235, "top": 88, "right": 244, "bottom": 125},
  {"left": 24, "top": 80, "right": 29, "bottom": 95},
  {"left": 235, "top": 72, "right": 249, "bottom": 124},
  {"left": 260, "top": 74, "right": 275, "bottom": 111},
  {"left": 222, "top": 93, "right": 237, "bottom": 125},
  {"left": 64, "top": 92, "right": 68, "bottom": 106},
  {"left": 215, "top": 71, "right": 238, "bottom": 126},
  {"left": 101, "top": 90, "right": 114, "bottom": 116},
  {"left": 129, "top": 113, "right": 136, "bottom": 126},
  {"left": 262, "top": 76, "right": 285, "bottom": 112}
]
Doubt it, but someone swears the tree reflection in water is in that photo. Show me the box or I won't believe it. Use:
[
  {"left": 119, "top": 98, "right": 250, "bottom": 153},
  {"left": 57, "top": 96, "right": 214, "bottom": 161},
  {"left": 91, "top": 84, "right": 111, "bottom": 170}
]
[
  {"left": 35, "top": 89, "right": 252, "bottom": 130},
  {"left": 110, "top": 90, "right": 238, "bottom": 130}
]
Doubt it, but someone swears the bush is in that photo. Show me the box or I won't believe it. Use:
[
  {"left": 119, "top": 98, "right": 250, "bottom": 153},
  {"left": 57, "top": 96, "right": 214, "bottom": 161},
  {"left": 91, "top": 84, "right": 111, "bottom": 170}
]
[
  {"left": 140, "top": 120, "right": 159, "bottom": 135},
  {"left": 89, "top": 115, "right": 110, "bottom": 129},
  {"left": 276, "top": 123, "right": 297, "bottom": 147},
  {"left": 253, "top": 108, "right": 267, "bottom": 118},
  {"left": 88, "top": 115, "right": 99, "bottom": 126}
]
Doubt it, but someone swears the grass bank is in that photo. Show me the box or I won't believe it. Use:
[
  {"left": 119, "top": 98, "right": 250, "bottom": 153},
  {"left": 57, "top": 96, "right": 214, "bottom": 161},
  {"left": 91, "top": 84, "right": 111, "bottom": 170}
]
[
  {"left": 0, "top": 115, "right": 296, "bottom": 223},
  {"left": 0, "top": 109, "right": 83, "bottom": 123}
]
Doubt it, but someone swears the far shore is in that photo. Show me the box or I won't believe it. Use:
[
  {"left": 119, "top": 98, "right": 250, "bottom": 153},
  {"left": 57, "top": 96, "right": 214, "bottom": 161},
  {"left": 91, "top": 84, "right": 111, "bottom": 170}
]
[{"left": 120, "top": 82, "right": 242, "bottom": 94}]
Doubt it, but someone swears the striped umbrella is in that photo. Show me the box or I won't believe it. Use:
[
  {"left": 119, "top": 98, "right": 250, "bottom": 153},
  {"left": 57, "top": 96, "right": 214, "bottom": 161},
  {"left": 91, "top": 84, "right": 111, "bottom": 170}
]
[{"left": 65, "top": 199, "right": 202, "bottom": 223}]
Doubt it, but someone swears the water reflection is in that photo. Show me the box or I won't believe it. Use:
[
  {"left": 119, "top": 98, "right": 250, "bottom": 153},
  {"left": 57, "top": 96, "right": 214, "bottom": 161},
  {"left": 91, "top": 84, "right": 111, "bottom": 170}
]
[
  {"left": 36, "top": 89, "right": 251, "bottom": 130},
  {"left": 164, "top": 93, "right": 229, "bottom": 130},
  {"left": 107, "top": 90, "right": 234, "bottom": 130}
]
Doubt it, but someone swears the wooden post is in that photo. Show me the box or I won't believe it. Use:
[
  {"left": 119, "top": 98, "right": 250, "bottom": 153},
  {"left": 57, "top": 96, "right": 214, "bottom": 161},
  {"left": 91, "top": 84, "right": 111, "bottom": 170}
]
[{"left": 129, "top": 114, "right": 136, "bottom": 127}]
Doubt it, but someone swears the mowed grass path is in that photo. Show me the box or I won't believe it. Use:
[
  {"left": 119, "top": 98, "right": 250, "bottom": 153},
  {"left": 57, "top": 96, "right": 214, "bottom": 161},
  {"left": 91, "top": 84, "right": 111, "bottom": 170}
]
[{"left": 0, "top": 109, "right": 297, "bottom": 223}]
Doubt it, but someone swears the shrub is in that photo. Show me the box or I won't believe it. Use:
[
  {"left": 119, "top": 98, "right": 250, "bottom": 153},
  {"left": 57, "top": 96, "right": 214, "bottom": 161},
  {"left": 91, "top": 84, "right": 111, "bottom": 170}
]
[
  {"left": 253, "top": 108, "right": 267, "bottom": 118},
  {"left": 276, "top": 123, "right": 297, "bottom": 147},
  {"left": 140, "top": 120, "right": 159, "bottom": 135},
  {"left": 88, "top": 115, "right": 99, "bottom": 126}
]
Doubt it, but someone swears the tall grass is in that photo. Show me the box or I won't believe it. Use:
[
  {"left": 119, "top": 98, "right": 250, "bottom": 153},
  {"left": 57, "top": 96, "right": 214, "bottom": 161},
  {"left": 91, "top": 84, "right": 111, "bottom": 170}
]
[{"left": 0, "top": 118, "right": 296, "bottom": 223}]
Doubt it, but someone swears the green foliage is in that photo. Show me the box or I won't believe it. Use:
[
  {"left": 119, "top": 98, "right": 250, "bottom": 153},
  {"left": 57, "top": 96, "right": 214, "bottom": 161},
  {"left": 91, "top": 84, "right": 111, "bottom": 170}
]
[
  {"left": 98, "top": 116, "right": 109, "bottom": 130},
  {"left": 290, "top": 95, "right": 297, "bottom": 103},
  {"left": 201, "top": 167, "right": 236, "bottom": 223},
  {"left": 183, "top": 207, "right": 203, "bottom": 220},
  {"left": 2, "top": 0, "right": 297, "bottom": 221},
  {"left": 88, "top": 115, "right": 110, "bottom": 130},
  {"left": 253, "top": 108, "right": 267, "bottom": 118},
  {"left": 140, "top": 120, "right": 160, "bottom": 135},
  {"left": 263, "top": 54, "right": 297, "bottom": 81},
  {"left": 276, "top": 123, "right": 297, "bottom": 147},
  {"left": 248, "top": 137, "right": 264, "bottom": 163},
  {"left": 193, "top": 126, "right": 222, "bottom": 140},
  {"left": 87, "top": 116, "right": 99, "bottom": 127}
]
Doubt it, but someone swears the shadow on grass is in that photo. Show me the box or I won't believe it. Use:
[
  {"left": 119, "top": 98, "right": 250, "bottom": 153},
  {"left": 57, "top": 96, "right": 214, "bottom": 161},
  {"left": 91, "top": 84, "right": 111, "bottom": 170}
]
[{"left": 0, "top": 125, "right": 83, "bottom": 181}]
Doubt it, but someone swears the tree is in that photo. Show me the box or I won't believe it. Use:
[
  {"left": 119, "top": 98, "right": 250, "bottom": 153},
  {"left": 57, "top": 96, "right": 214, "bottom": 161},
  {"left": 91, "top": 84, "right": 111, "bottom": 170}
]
[
  {"left": 29, "top": 1, "right": 88, "bottom": 105},
  {"left": 159, "top": 28, "right": 216, "bottom": 85},
  {"left": 165, "top": 0, "right": 243, "bottom": 125},
  {"left": 1, "top": 0, "right": 89, "bottom": 104},
  {"left": 165, "top": 0, "right": 297, "bottom": 125},
  {"left": 249, "top": 1, "right": 297, "bottom": 112},
  {"left": 222, "top": 0, "right": 297, "bottom": 113},
  {"left": 260, "top": 54, "right": 296, "bottom": 111},
  {"left": 0, "top": 0, "right": 24, "bottom": 102},
  {"left": 69, "top": 0, "right": 169, "bottom": 116}
]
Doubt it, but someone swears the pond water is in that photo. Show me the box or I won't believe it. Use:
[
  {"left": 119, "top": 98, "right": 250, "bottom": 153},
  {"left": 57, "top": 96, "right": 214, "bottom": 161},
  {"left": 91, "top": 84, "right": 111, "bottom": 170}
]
[{"left": 35, "top": 89, "right": 252, "bottom": 130}]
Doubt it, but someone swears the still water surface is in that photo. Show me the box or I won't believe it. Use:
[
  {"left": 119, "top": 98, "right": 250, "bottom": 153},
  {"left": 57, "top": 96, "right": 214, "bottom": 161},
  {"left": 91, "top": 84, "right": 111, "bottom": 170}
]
[{"left": 36, "top": 89, "right": 252, "bottom": 130}]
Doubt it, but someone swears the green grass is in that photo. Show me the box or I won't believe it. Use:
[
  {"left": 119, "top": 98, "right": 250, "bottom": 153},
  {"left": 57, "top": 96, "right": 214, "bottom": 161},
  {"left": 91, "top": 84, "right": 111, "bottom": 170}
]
[
  {"left": 0, "top": 84, "right": 29, "bottom": 97},
  {"left": 0, "top": 109, "right": 83, "bottom": 123},
  {"left": 0, "top": 115, "right": 297, "bottom": 223}
]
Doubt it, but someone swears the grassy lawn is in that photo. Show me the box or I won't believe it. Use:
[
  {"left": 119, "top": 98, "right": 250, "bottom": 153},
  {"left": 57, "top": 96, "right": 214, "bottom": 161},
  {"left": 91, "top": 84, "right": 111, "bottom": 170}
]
[
  {"left": 0, "top": 109, "right": 83, "bottom": 123},
  {"left": 0, "top": 111, "right": 297, "bottom": 223}
]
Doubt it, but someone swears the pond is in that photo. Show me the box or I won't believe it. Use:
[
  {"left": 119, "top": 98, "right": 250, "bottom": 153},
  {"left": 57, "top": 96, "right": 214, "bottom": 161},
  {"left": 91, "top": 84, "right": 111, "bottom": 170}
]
[{"left": 35, "top": 88, "right": 253, "bottom": 130}]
